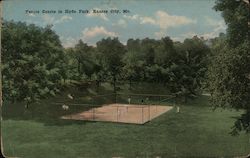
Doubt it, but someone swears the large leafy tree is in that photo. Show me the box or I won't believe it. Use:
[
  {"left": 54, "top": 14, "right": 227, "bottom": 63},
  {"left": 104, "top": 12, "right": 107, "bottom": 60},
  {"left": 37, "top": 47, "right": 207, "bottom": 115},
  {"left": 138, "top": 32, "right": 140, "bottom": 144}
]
[
  {"left": 154, "top": 37, "right": 175, "bottom": 67},
  {"left": 140, "top": 38, "right": 163, "bottom": 82},
  {"left": 91, "top": 48, "right": 107, "bottom": 88},
  {"left": 96, "top": 37, "right": 126, "bottom": 92},
  {"left": 169, "top": 37, "right": 210, "bottom": 102},
  {"left": 2, "top": 21, "right": 66, "bottom": 107},
  {"left": 214, "top": 0, "right": 250, "bottom": 47},
  {"left": 149, "top": 37, "right": 175, "bottom": 84},
  {"left": 63, "top": 47, "right": 79, "bottom": 82},
  {"left": 207, "top": 0, "right": 250, "bottom": 133},
  {"left": 74, "top": 40, "right": 96, "bottom": 80},
  {"left": 122, "top": 39, "right": 145, "bottom": 88},
  {"left": 122, "top": 50, "right": 145, "bottom": 88}
]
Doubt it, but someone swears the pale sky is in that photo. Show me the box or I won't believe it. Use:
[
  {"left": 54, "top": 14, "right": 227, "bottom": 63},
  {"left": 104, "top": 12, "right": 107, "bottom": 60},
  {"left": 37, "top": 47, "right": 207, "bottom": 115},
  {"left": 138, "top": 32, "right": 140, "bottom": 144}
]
[{"left": 3, "top": 0, "right": 227, "bottom": 47}]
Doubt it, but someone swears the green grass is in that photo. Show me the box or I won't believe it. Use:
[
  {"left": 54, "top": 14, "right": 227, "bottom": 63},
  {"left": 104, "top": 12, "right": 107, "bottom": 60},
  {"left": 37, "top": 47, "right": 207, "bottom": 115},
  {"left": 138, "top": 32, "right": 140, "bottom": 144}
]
[{"left": 2, "top": 82, "right": 250, "bottom": 158}]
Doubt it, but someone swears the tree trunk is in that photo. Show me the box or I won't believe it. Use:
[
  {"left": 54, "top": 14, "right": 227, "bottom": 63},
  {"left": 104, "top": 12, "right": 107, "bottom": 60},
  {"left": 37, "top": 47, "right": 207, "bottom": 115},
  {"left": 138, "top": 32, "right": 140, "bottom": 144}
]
[
  {"left": 113, "top": 75, "right": 116, "bottom": 93},
  {"left": 163, "top": 81, "right": 166, "bottom": 86},
  {"left": 113, "top": 75, "right": 117, "bottom": 103},
  {"left": 11, "top": 97, "right": 15, "bottom": 104},
  {"left": 96, "top": 80, "right": 100, "bottom": 87},
  {"left": 96, "top": 80, "right": 100, "bottom": 92},
  {"left": 25, "top": 101, "right": 29, "bottom": 109},
  {"left": 129, "top": 78, "right": 132, "bottom": 90},
  {"left": 184, "top": 95, "right": 187, "bottom": 103}
]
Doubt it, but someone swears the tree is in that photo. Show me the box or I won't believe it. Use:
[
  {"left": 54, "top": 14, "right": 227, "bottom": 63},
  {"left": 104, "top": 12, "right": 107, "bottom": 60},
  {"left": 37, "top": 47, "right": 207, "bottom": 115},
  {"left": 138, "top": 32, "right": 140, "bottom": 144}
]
[
  {"left": 141, "top": 38, "right": 157, "bottom": 66},
  {"left": 207, "top": 0, "right": 250, "bottom": 134},
  {"left": 96, "top": 37, "right": 126, "bottom": 92},
  {"left": 74, "top": 40, "right": 93, "bottom": 78},
  {"left": 91, "top": 48, "right": 107, "bottom": 88},
  {"left": 208, "top": 40, "right": 250, "bottom": 134},
  {"left": 154, "top": 37, "right": 175, "bottom": 67},
  {"left": 170, "top": 37, "right": 210, "bottom": 102},
  {"left": 2, "top": 21, "right": 66, "bottom": 108},
  {"left": 63, "top": 48, "right": 79, "bottom": 82},
  {"left": 122, "top": 50, "right": 145, "bottom": 88},
  {"left": 214, "top": 0, "right": 250, "bottom": 47},
  {"left": 151, "top": 37, "right": 175, "bottom": 84},
  {"left": 122, "top": 39, "right": 146, "bottom": 88}
]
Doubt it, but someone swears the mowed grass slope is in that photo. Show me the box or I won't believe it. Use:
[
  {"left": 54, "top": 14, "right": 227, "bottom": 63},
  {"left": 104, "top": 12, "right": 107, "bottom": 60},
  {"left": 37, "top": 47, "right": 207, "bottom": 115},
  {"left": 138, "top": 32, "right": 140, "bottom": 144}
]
[{"left": 2, "top": 83, "right": 250, "bottom": 158}]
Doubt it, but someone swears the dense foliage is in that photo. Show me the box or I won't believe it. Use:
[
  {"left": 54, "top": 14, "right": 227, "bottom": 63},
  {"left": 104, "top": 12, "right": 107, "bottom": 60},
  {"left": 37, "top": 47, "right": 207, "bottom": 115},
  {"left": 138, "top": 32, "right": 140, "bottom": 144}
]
[
  {"left": 2, "top": 20, "right": 210, "bottom": 107},
  {"left": 2, "top": 21, "right": 66, "bottom": 107},
  {"left": 207, "top": 0, "right": 250, "bottom": 134}
]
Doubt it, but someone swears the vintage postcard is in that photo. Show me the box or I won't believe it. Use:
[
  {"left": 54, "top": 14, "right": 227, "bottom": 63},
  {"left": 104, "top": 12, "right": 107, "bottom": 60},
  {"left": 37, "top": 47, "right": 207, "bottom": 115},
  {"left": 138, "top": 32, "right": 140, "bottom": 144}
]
[{"left": 1, "top": 0, "right": 249, "bottom": 157}]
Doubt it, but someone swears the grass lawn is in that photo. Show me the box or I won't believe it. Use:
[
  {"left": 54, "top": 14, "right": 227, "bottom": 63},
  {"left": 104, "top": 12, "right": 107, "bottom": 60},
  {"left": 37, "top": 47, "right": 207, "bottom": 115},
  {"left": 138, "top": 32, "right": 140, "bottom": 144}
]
[{"left": 2, "top": 83, "right": 250, "bottom": 158}]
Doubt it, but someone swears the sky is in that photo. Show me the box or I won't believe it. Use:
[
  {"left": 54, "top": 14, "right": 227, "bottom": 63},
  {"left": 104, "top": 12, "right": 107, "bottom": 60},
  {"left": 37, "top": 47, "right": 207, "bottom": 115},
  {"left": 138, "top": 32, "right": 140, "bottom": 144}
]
[{"left": 3, "top": 0, "right": 227, "bottom": 47}]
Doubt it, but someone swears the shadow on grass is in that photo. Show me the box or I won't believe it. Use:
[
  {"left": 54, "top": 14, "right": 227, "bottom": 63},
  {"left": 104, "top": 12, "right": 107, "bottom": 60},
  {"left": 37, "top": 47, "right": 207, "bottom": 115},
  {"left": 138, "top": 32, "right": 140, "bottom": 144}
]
[{"left": 2, "top": 83, "right": 117, "bottom": 126}]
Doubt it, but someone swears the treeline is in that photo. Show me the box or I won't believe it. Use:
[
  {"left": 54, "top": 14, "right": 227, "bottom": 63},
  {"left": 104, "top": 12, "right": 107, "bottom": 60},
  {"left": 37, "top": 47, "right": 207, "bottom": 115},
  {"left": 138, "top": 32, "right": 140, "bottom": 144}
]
[
  {"left": 66, "top": 36, "right": 210, "bottom": 99},
  {"left": 2, "top": 21, "right": 211, "bottom": 106}
]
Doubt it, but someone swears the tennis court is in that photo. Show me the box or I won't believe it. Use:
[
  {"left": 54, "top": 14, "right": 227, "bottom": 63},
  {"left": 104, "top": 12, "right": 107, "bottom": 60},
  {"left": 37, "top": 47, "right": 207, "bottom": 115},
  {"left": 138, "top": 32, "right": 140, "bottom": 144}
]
[{"left": 61, "top": 103, "right": 173, "bottom": 124}]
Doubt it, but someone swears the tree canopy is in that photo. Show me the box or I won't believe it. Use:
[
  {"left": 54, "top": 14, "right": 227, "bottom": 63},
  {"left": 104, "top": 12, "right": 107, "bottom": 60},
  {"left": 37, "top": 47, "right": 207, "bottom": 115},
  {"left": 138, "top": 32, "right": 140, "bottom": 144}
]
[
  {"left": 2, "top": 21, "right": 66, "bottom": 107},
  {"left": 207, "top": 0, "right": 250, "bottom": 134}
]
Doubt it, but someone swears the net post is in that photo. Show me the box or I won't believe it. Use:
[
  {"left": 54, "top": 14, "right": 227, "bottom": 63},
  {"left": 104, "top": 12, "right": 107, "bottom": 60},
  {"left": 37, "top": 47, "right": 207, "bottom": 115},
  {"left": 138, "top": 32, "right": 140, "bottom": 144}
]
[
  {"left": 148, "top": 105, "right": 150, "bottom": 121},
  {"left": 141, "top": 106, "right": 144, "bottom": 124},
  {"left": 115, "top": 92, "right": 117, "bottom": 103},
  {"left": 117, "top": 106, "right": 119, "bottom": 122},
  {"left": 92, "top": 107, "right": 95, "bottom": 121}
]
